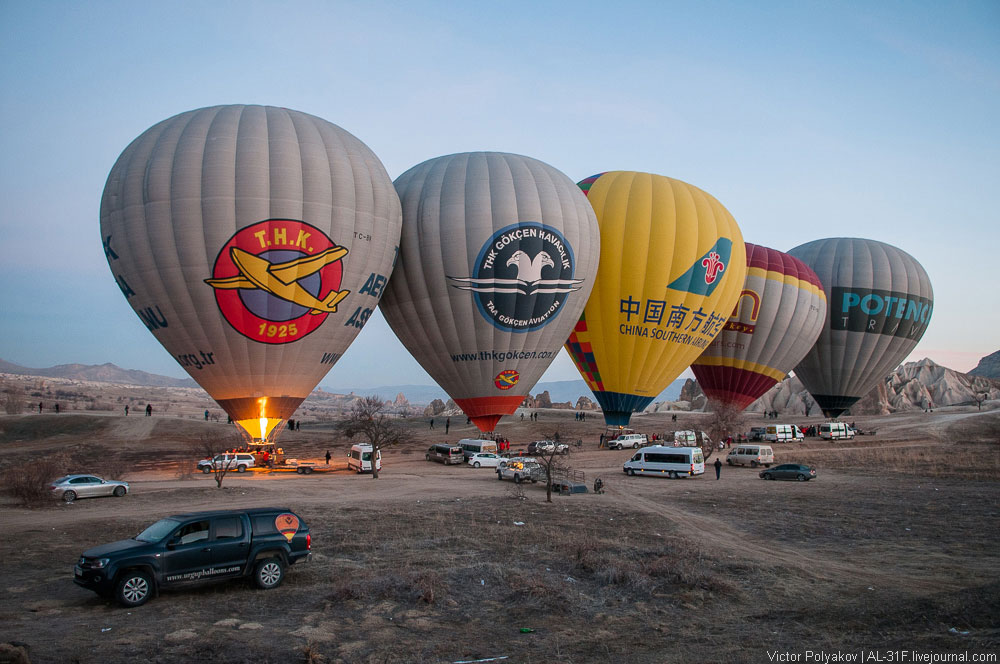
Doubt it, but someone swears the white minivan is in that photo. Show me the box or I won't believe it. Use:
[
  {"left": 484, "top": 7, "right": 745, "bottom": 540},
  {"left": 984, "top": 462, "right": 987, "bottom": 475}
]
[
  {"left": 764, "top": 424, "right": 804, "bottom": 443},
  {"left": 623, "top": 445, "right": 705, "bottom": 479},
  {"left": 819, "top": 422, "right": 855, "bottom": 441},
  {"left": 458, "top": 438, "right": 498, "bottom": 460},
  {"left": 347, "top": 444, "right": 382, "bottom": 473},
  {"left": 726, "top": 444, "right": 774, "bottom": 467},
  {"left": 609, "top": 433, "right": 648, "bottom": 450}
]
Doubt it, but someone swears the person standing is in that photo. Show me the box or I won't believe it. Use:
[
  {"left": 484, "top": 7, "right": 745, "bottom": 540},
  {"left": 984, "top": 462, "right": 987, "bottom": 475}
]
[
  {"left": 325, "top": 450, "right": 331, "bottom": 465},
  {"left": 146, "top": 404, "right": 152, "bottom": 416},
  {"left": 38, "top": 402, "right": 43, "bottom": 414},
  {"left": 445, "top": 417, "right": 450, "bottom": 434},
  {"left": 429, "top": 418, "right": 434, "bottom": 429},
  {"left": 714, "top": 457, "right": 722, "bottom": 480},
  {"left": 124, "top": 405, "right": 129, "bottom": 416}
]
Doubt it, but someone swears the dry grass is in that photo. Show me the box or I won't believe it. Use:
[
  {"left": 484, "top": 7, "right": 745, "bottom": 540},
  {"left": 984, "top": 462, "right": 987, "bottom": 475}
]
[{"left": 780, "top": 441, "right": 1000, "bottom": 480}]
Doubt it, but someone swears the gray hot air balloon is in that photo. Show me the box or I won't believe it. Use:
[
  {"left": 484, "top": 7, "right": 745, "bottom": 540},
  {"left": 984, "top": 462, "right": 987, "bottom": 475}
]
[
  {"left": 378, "top": 152, "right": 600, "bottom": 432},
  {"left": 788, "top": 238, "right": 933, "bottom": 418},
  {"left": 100, "top": 105, "right": 401, "bottom": 443}
]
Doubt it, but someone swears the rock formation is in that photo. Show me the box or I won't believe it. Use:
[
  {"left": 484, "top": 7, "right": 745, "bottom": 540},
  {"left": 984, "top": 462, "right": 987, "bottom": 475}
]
[{"left": 969, "top": 350, "right": 1000, "bottom": 380}]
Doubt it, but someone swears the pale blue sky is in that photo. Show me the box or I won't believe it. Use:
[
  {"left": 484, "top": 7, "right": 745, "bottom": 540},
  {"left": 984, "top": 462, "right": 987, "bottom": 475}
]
[{"left": 1, "top": 1, "right": 997, "bottom": 386}]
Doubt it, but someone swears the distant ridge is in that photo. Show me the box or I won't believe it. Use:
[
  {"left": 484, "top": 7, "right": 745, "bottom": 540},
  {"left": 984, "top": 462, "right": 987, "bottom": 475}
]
[
  {"left": 968, "top": 350, "right": 1000, "bottom": 380},
  {"left": 0, "top": 358, "right": 198, "bottom": 388},
  {"left": 320, "top": 378, "right": 687, "bottom": 406}
]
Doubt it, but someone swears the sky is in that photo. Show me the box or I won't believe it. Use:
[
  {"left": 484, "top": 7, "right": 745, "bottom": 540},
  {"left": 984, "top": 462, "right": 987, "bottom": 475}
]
[{"left": 1, "top": 1, "right": 998, "bottom": 389}]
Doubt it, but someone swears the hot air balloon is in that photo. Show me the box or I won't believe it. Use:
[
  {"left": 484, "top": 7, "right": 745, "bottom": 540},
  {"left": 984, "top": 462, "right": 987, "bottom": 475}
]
[
  {"left": 788, "top": 237, "right": 933, "bottom": 418},
  {"left": 378, "top": 152, "right": 600, "bottom": 432},
  {"left": 100, "top": 105, "right": 401, "bottom": 443},
  {"left": 690, "top": 243, "right": 827, "bottom": 410},
  {"left": 565, "top": 171, "right": 746, "bottom": 426}
]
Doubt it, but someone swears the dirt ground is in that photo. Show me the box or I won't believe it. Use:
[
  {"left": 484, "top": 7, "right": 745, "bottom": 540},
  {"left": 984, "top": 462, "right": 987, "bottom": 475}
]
[{"left": 1, "top": 398, "right": 999, "bottom": 664}]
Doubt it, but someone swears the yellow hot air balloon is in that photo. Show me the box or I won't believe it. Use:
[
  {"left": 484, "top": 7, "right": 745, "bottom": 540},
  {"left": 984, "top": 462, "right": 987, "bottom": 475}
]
[{"left": 565, "top": 172, "right": 746, "bottom": 426}]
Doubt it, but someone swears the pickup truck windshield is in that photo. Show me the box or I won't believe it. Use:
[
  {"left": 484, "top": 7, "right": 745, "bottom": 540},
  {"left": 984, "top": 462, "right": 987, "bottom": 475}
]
[{"left": 135, "top": 518, "right": 181, "bottom": 542}]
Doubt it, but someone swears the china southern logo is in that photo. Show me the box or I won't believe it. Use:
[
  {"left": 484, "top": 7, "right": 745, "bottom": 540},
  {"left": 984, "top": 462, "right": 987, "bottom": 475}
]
[
  {"left": 668, "top": 238, "right": 734, "bottom": 297},
  {"left": 205, "top": 219, "right": 349, "bottom": 344},
  {"left": 448, "top": 222, "right": 582, "bottom": 332}
]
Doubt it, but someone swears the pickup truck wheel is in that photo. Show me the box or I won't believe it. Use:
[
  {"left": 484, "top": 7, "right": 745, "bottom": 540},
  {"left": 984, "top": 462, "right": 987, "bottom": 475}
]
[
  {"left": 254, "top": 558, "right": 285, "bottom": 589},
  {"left": 632, "top": 442, "right": 639, "bottom": 449},
  {"left": 62, "top": 490, "right": 77, "bottom": 502},
  {"left": 113, "top": 486, "right": 126, "bottom": 497},
  {"left": 115, "top": 570, "right": 152, "bottom": 607},
  {"left": 201, "top": 466, "right": 211, "bottom": 473},
  {"left": 514, "top": 474, "right": 522, "bottom": 484},
  {"left": 237, "top": 465, "right": 247, "bottom": 473}
]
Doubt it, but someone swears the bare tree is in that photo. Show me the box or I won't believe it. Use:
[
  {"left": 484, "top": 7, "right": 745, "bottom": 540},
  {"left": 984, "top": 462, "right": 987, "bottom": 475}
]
[
  {"left": 339, "top": 395, "right": 405, "bottom": 479},
  {"left": 535, "top": 430, "right": 577, "bottom": 503},
  {"left": 191, "top": 430, "right": 244, "bottom": 488},
  {"left": 703, "top": 400, "right": 747, "bottom": 461}
]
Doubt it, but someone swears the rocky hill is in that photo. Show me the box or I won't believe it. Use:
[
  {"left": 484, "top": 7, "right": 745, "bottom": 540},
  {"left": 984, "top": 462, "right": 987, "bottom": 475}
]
[
  {"left": 747, "top": 358, "right": 1000, "bottom": 415},
  {"left": 666, "top": 358, "right": 1000, "bottom": 417},
  {"left": 0, "top": 359, "right": 197, "bottom": 388},
  {"left": 969, "top": 350, "right": 1000, "bottom": 380}
]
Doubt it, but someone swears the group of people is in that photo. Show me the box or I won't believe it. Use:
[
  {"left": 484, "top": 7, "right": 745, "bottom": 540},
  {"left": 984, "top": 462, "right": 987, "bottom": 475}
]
[{"left": 573, "top": 411, "right": 589, "bottom": 421}]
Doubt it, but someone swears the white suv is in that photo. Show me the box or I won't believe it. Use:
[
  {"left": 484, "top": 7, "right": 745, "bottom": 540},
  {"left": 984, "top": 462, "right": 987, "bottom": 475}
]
[
  {"left": 496, "top": 457, "right": 543, "bottom": 483},
  {"left": 197, "top": 453, "right": 256, "bottom": 473},
  {"left": 609, "top": 433, "right": 648, "bottom": 450}
]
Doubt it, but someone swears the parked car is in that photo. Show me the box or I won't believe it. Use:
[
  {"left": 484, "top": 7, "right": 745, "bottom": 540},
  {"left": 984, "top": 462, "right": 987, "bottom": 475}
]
[
  {"left": 467, "top": 452, "right": 501, "bottom": 468},
  {"left": 726, "top": 445, "right": 774, "bottom": 467},
  {"left": 51, "top": 475, "right": 129, "bottom": 502},
  {"left": 527, "top": 440, "right": 569, "bottom": 455},
  {"left": 74, "top": 507, "right": 311, "bottom": 607},
  {"left": 426, "top": 444, "right": 465, "bottom": 465},
  {"left": 496, "top": 457, "right": 544, "bottom": 483},
  {"left": 759, "top": 464, "right": 817, "bottom": 481},
  {"left": 608, "top": 433, "right": 647, "bottom": 450},
  {"left": 197, "top": 453, "right": 256, "bottom": 474},
  {"left": 748, "top": 427, "right": 767, "bottom": 441}
]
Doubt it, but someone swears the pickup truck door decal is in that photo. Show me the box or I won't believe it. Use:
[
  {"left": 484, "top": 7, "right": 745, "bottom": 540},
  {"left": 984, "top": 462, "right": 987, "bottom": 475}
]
[{"left": 276, "top": 514, "right": 299, "bottom": 541}]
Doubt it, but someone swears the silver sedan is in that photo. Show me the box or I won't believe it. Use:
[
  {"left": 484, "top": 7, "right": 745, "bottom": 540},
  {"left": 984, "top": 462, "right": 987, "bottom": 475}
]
[{"left": 50, "top": 474, "right": 129, "bottom": 502}]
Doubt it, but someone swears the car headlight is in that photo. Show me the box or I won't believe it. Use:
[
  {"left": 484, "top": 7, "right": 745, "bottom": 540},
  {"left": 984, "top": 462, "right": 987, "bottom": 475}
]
[{"left": 90, "top": 558, "right": 111, "bottom": 569}]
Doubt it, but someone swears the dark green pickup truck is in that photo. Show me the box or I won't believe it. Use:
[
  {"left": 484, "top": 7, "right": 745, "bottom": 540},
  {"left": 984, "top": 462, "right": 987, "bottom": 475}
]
[{"left": 74, "top": 507, "right": 311, "bottom": 607}]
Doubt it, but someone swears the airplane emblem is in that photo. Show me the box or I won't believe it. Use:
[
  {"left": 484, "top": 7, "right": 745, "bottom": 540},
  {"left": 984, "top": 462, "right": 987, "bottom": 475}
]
[{"left": 205, "top": 246, "right": 350, "bottom": 315}]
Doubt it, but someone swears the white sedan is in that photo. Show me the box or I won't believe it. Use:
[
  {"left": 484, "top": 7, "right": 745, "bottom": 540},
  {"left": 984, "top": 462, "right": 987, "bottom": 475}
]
[{"left": 468, "top": 452, "right": 502, "bottom": 468}]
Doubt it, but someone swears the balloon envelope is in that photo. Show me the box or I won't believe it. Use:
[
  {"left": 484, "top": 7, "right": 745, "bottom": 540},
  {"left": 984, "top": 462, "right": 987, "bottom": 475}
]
[
  {"left": 565, "top": 171, "right": 747, "bottom": 426},
  {"left": 100, "top": 105, "right": 401, "bottom": 441},
  {"left": 379, "top": 152, "right": 600, "bottom": 432},
  {"left": 788, "top": 237, "right": 933, "bottom": 418},
  {"left": 691, "top": 243, "right": 827, "bottom": 410}
]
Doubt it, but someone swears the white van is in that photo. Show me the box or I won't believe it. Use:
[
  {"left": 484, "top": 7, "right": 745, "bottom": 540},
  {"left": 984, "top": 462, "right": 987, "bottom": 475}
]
[
  {"left": 673, "top": 430, "right": 711, "bottom": 446},
  {"left": 819, "top": 422, "right": 855, "bottom": 441},
  {"left": 765, "top": 424, "right": 804, "bottom": 443},
  {"left": 623, "top": 446, "right": 705, "bottom": 479},
  {"left": 608, "top": 433, "right": 648, "bottom": 450},
  {"left": 347, "top": 444, "right": 382, "bottom": 473},
  {"left": 726, "top": 444, "right": 774, "bottom": 467},
  {"left": 457, "top": 438, "right": 498, "bottom": 459}
]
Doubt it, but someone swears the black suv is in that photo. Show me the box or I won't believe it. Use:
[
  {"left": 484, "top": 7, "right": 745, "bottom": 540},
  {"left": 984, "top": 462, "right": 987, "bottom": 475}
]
[{"left": 74, "top": 507, "right": 311, "bottom": 607}]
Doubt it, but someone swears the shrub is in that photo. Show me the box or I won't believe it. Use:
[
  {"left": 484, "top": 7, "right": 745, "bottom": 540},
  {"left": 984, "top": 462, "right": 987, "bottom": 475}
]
[{"left": 3, "top": 454, "right": 69, "bottom": 506}]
